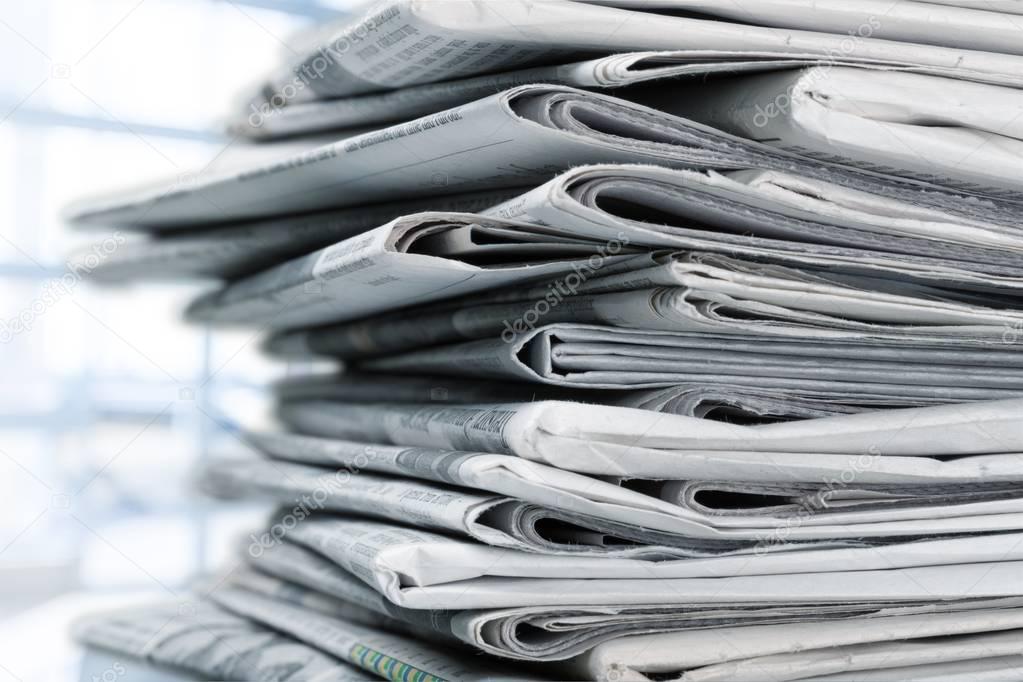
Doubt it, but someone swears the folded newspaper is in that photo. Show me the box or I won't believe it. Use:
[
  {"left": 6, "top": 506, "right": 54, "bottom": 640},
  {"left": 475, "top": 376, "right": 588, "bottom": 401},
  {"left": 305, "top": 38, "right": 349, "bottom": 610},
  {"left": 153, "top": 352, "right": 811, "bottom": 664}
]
[
  {"left": 76, "top": 589, "right": 538, "bottom": 681},
  {"left": 67, "top": 82, "right": 1023, "bottom": 230},
  {"left": 203, "top": 442, "right": 1023, "bottom": 546},
  {"left": 90, "top": 154, "right": 1023, "bottom": 286},
  {"left": 81, "top": 577, "right": 1023, "bottom": 679},
  {"left": 360, "top": 323, "right": 1023, "bottom": 393},
  {"left": 208, "top": 584, "right": 535, "bottom": 681},
  {"left": 73, "top": 601, "right": 372, "bottom": 681},
  {"left": 579, "top": 0, "right": 1023, "bottom": 55},
  {"left": 261, "top": 244, "right": 1023, "bottom": 355},
  {"left": 172, "top": 160, "right": 1023, "bottom": 333},
  {"left": 79, "top": 159, "right": 1023, "bottom": 283},
  {"left": 238, "top": 514, "right": 1023, "bottom": 610},
  {"left": 653, "top": 66, "right": 1023, "bottom": 196},
  {"left": 483, "top": 164, "right": 1023, "bottom": 267},
  {"left": 233, "top": 49, "right": 1023, "bottom": 139},
  {"left": 75, "top": 188, "right": 521, "bottom": 282},
  {"left": 277, "top": 398, "right": 1023, "bottom": 480},
  {"left": 185, "top": 210, "right": 1023, "bottom": 330},
  {"left": 183, "top": 211, "right": 637, "bottom": 328},
  {"left": 571, "top": 615, "right": 1023, "bottom": 681},
  {"left": 229, "top": 558, "right": 1023, "bottom": 664},
  {"left": 271, "top": 370, "right": 992, "bottom": 420},
  {"left": 244, "top": 0, "right": 1023, "bottom": 104}
]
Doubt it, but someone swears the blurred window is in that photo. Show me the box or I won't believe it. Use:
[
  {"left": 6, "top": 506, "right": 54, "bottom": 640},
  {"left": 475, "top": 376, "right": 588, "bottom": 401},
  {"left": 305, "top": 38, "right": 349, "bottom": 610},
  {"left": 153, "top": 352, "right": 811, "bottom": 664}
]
[{"left": 0, "top": 0, "right": 352, "bottom": 610}]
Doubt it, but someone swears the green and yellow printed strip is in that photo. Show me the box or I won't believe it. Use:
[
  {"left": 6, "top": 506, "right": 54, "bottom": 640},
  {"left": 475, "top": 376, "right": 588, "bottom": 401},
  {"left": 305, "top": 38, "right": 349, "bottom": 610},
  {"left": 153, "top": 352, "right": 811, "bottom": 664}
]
[{"left": 349, "top": 643, "right": 448, "bottom": 682}]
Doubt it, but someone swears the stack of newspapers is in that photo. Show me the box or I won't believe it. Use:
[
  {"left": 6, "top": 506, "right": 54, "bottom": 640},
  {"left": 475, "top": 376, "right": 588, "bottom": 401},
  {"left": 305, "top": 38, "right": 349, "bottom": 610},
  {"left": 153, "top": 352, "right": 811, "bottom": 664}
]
[{"left": 67, "top": 1, "right": 1023, "bottom": 680}]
